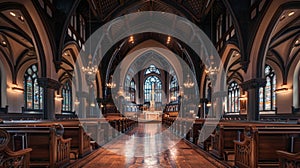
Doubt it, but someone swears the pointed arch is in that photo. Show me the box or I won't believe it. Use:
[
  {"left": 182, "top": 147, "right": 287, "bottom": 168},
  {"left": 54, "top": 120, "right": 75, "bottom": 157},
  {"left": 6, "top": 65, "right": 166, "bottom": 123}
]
[
  {"left": 227, "top": 81, "right": 240, "bottom": 114},
  {"left": 61, "top": 80, "right": 72, "bottom": 112},
  {"left": 247, "top": 0, "right": 300, "bottom": 80},
  {"left": 259, "top": 65, "right": 276, "bottom": 113},
  {"left": 23, "top": 64, "right": 43, "bottom": 111},
  {"left": 169, "top": 75, "right": 179, "bottom": 102}
]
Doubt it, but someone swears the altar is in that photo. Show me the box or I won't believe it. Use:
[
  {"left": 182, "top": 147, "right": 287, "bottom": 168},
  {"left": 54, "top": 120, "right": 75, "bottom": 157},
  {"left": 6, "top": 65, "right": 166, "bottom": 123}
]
[
  {"left": 142, "top": 110, "right": 162, "bottom": 121},
  {"left": 138, "top": 83, "right": 162, "bottom": 122}
]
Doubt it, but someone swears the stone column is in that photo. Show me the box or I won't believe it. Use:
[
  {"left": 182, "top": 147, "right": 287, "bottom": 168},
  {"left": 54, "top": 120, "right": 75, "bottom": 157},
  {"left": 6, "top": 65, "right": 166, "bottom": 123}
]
[
  {"left": 199, "top": 98, "right": 205, "bottom": 118},
  {"left": 212, "top": 91, "right": 227, "bottom": 118},
  {"left": 38, "top": 78, "right": 60, "bottom": 120},
  {"left": 241, "top": 78, "right": 266, "bottom": 121},
  {"left": 76, "top": 91, "right": 89, "bottom": 118}
]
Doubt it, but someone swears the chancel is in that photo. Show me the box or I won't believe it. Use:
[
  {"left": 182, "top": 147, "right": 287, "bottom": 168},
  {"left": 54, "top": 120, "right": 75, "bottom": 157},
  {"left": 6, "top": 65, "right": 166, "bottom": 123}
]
[
  {"left": 140, "top": 83, "right": 163, "bottom": 122},
  {"left": 0, "top": 0, "right": 300, "bottom": 168}
]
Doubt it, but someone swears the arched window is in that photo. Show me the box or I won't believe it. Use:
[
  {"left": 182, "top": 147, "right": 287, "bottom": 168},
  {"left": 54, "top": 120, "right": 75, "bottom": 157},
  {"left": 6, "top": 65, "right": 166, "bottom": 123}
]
[
  {"left": 129, "top": 80, "right": 135, "bottom": 102},
  {"left": 144, "top": 75, "right": 162, "bottom": 103},
  {"left": 204, "top": 76, "right": 212, "bottom": 116},
  {"left": 170, "top": 76, "right": 179, "bottom": 101},
  {"left": 205, "top": 77, "right": 212, "bottom": 102},
  {"left": 145, "top": 64, "right": 160, "bottom": 75},
  {"left": 216, "top": 14, "right": 223, "bottom": 41},
  {"left": 24, "top": 64, "right": 43, "bottom": 111},
  {"left": 62, "top": 81, "right": 72, "bottom": 112},
  {"left": 259, "top": 65, "right": 276, "bottom": 113},
  {"left": 227, "top": 81, "right": 240, "bottom": 113}
]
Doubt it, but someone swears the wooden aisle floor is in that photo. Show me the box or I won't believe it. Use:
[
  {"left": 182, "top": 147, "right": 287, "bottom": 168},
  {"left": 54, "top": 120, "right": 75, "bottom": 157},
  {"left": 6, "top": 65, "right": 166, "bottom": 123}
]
[{"left": 70, "top": 122, "right": 227, "bottom": 168}]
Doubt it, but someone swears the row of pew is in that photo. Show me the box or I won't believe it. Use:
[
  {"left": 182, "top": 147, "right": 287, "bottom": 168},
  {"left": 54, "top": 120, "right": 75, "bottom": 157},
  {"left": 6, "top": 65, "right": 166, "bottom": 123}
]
[
  {"left": 0, "top": 117, "right": 137, "bottom": 168},
  {"left": 163, "top": 117, "right": 300, "bottom": 168}
]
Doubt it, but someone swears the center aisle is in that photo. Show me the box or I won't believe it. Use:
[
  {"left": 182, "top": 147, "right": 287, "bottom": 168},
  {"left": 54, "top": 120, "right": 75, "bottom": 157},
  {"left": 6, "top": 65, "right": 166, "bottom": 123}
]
[{"left": 72, "top": 122, "right": 226, "bottom": 168}]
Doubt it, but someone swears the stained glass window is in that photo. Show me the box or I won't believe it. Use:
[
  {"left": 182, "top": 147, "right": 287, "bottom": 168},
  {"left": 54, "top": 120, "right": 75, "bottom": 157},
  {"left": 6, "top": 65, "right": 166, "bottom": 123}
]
[
  {"left": 24, "top": 64, "right": 43, "bottom": 111},
  {"left": 62, "top": 81, "right": 72, "bottom": 112},
  {"left": 206, "top": 81, "right": 211, "bottom": 102},
  {"left": 129, "top": 80, "right": 135, "bottom": 102},
  {"left": 227, "top": 81, "right": 240, "bottom": 113},
  {"left": 170, "top": 76, "right": 179, "bottom": 101},
  {"left": 144, "top": 75, "right": 162, "bottom": 103},
  {"left": 145, "top": 65, "right": 160, "bottom": 75},
  {"left": 204, "top": 77, "right": 212, "bottom": 115},
  {"left": 259, "top": 65, "right": 276, "bottom": 112}
]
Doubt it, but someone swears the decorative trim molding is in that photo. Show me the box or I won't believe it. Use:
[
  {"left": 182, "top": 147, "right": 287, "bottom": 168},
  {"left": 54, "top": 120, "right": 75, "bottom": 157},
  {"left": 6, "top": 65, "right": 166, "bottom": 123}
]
[{"left": 240, "top": 78, "right": 266, "bottom": 91}]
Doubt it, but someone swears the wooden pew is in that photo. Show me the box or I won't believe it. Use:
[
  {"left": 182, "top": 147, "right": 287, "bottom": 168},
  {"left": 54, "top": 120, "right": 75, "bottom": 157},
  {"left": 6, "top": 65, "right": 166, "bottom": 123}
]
[
  {"left": 199, "top": 120, "right": 300, "bottom": 161},
  {"left": 1, "top": 117, "right": 136, "bottom": 159},
  {"left": 0, "top": 128, "right": 32, "bottom": 168},
  {"left": 1, "top": 120, "right": 92, "bottom": 159},
  {"left": 81, "top": 119, "right": 105, "bottom": 147},
  {"left": 1, "top": 125, "right": 71, "bottom": 168},
  {"left": 63, "top": 124, "right": 91, "bottom": 158},
  {"left": 80, "top": 117, "right": 136, "bottom": 145},
  {"left": 34, "top": 121, "right": 92, "bottom": 158},
  {"left": 276, "top": 150, "right": 300, "bottom": 168},
  {"left": 210, "top": 124, "right": 244, "bottom": 160},
  {"left": 191, "top": 119, "right": 204, "bottom": 144},
  {"left": 196, "top": 119, "right": 223, "bottom": 151},
  {"left": 234, "top": 126, "right": 300, "bottom": 168}
]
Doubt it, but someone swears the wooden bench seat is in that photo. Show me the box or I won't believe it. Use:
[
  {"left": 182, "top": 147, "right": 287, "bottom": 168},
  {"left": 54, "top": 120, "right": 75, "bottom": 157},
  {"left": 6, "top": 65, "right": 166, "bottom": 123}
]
[
  {"left": 234, "top": 126, "right": 300, "bottom": 168},
  {"left": 210, "top": 124, "right": 244, "bottom": 160},
  {"left": 1, "top": 120, "right": 92, "bottom": 159},
  {"left": 1, "top": 125, "right": 71, "bottom": 168}
]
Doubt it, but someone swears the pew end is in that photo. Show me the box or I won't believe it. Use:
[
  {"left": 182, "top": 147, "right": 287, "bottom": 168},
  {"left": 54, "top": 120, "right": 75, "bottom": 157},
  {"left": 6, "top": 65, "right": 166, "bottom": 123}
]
[
  {"left": 277, "top": 150, "right": 300, "bottom": 168},
  {"left": 234, "top": 136, "right": 256, "bottom": 168},
  {"left": 0, "top": 128, "right": 32, "bottom": 168}
]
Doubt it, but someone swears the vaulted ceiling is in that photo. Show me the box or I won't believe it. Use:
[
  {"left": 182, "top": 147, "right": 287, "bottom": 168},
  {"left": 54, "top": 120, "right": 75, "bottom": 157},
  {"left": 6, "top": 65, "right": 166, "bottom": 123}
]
[
  {"left": 85, "top": 0, "right": 214, "bottom": 23},
  {"left": 0, "top": 7, "right": 37, "bottom": 83},
  {"left": 2, "top": 0, "right": 299, "bottom": 87},
  {"left": 267, "top": 9, "right": 300, "bottom": 82}
]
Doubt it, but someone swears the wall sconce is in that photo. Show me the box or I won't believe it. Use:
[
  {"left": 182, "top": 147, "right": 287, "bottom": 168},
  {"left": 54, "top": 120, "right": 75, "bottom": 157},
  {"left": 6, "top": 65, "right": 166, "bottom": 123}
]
[
  {"left": 239, "top": 95, "right": 247, "bottom": 100},
  {"left": 74, "top": 99, "right": 80, "bottom": 105},
  {"left": 90, "top": 103, "right": 95, "bottom": 107},
  {"left": 206, "top": 102, "right": 212, "bottom": 107},
  {"left": 55, "top": 95, "right": 63, "bottom": 101},
  {"left": 275, "top": 85, "right": 290, "bottom": 94},
  {"left": 11, "top": 86, "right": 24, "bottom": 93}
]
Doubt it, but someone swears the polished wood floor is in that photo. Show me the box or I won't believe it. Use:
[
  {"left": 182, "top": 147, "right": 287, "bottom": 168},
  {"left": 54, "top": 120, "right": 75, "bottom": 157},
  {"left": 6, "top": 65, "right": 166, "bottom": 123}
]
[{"left": 71, "top": 122, "right": 226, "bottom": 168}]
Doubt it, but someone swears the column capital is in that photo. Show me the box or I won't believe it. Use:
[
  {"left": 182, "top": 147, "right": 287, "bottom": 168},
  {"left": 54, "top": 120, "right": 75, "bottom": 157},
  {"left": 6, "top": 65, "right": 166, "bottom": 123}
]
[
  {"left": 38, "top": 77, "right": 60, "bottom": 90},
  {"left": 240, "top": 78, "right": 266, "bottom": 91}
]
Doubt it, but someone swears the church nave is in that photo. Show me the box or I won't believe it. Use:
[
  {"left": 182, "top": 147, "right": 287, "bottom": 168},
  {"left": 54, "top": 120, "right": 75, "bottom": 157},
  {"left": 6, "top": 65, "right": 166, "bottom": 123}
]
[{"left": 72, "top": 123, "right": 226, "bottom": 168}]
